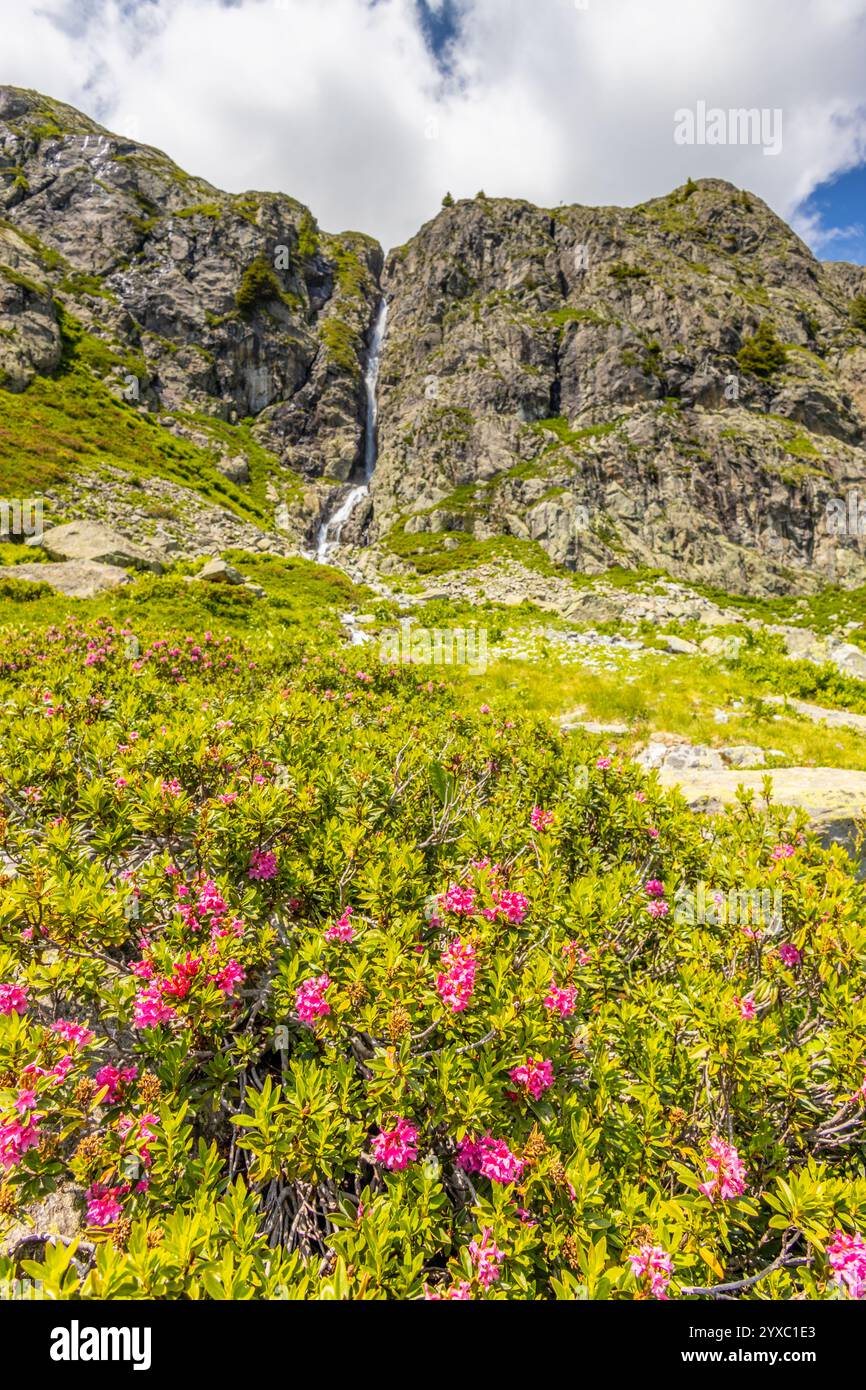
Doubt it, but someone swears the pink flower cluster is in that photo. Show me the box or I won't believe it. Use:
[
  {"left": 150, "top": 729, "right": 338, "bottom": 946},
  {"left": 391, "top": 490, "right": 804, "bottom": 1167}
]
[
  {"left": 778, "top": 943, "right": 802, "bottom": 967},
  {"left": 487, "top": 889, "right": 529, "bottom": 925},
  {"left": 0, "top": 982, "right": 27, "bottom": 1016},
  {"left": 425, "top": 1281, "right": 472, "bottom": 1300},
  {"left": 325, "top": 907, "right": 354, "bottom": 943},
  {"left": 733, "top": 994, "right": 756, "bottom": 1020},
  {"left": 249, "top": 848, "right": 278, "bottom": 881},
  {"left": 295, "top": 974, "right": 331, "bottom": 1025},
  {"left": 469, "top": 1227, "right": 505, "bottom": 1288},
  {"left": 699, "top": 1137, "right": 748, "bottom": 1202},
  {"left": 372, "top": 1117, "right": 418, "bottom": 1171},
  {"left": 771, "top": 843, "right": 796, "bottom": 862},
  {"left": 629, "top": 1244, "right": 673, "bottom": 1299},
  {"left": 827, "top": 1230, "right": 866, "bottom": 1300},
  {"left": 133, "top": 985, "right": 177, "bottom": 1030},
  {"left": 509, "top": 1056, "right": 554, "bottom": 1100},
  {"left": 50, "top": 1019, "right": 94, "bottom": 1047},
  {"left": 94, "top": 1064, "right": 138, "bottom": 1104},
  {"left": 457, "top": 1134, "right": 524, "bottom": 1185},
  {"left": 439, "top": 883, "right": 476, "bottom": 915},
  {"left": 530, "top": 806, "right": 554, "bottom": 833},
  {"left": 86, "top": 1182, "right": 125, "bottom": 1228},
  {"left": 0, "top": 1115, "right": 41, "bottom": 1169},
  {"left": 645, "top": 880, "right": 669, "bottom": 919},
  {"left": 436, "top": 938, "right": 476, "bottom": 1014},
  {"left": 544, "top": 981, "right": 577, "bottom": 1017}
]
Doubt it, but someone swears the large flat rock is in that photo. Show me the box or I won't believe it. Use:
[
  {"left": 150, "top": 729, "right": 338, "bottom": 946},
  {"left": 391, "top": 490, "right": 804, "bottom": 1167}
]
[
  {"left": 0, "top": 560, "right": 132, "bottom": 597},
  {"left": 27, "top": 521, "right": 163, "bottom": 572},
  {"left": 657, "top": 765, "right": 866, "bottom": 857}
]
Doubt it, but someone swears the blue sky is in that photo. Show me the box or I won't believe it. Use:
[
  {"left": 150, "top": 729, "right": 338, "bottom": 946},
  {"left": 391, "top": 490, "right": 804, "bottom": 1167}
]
[
  {"left": 798, "top": 166, "right": 866, "bottom": 263},
  {"left": 2, "top": 0, "right": 865, "bottom": 259}
]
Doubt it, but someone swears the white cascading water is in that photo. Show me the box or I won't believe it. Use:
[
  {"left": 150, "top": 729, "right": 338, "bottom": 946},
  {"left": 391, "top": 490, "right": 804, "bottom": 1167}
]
[{"left": 316, "top": 298, "right": 388, "bottom": 563}]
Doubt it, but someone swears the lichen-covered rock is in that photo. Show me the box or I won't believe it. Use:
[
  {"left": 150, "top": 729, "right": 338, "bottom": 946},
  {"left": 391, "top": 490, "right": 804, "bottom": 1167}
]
[
  {"left": 0, "top": 559, "right": 131, "bottom": 596},
  {"left": 32, "top": 520, "right": 163, "bottom": 571}
]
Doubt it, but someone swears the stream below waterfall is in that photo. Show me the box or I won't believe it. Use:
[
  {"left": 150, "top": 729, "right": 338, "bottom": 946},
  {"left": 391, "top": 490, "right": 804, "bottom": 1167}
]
[{"left": 316, "top": 298, "right": 388, "bottom": 564}]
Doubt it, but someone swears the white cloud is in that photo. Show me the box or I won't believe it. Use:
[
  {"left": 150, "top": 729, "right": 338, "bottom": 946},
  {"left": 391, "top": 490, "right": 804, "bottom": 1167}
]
[{"left": 0, "top": 0, "right": 865, "bottom": 254}]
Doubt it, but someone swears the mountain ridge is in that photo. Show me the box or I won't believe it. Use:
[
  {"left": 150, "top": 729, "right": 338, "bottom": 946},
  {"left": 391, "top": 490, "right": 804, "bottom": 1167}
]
[{"left": 2, "top": 86, "right": 866, "bottom": 595}]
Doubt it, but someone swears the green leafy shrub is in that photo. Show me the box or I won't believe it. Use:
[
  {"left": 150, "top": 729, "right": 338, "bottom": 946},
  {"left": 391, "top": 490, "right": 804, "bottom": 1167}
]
[
  {"left": 0, "top": 607, "right": 865, "bottom": 1302},
  {"left": 737, "top": 322, "right": 788, "bottom": 379}
]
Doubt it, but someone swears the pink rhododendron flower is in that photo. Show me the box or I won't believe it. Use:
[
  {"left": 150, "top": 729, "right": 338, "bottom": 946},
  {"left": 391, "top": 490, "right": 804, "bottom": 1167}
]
[
  {"left": 544, "top": 981, "right": 577, "bottom": 1017},
  {"left": 458, "top": 1134, "right": 524, "bottom": 1184},
  {"left": 645, "top": 879, "right": 665, "bottom": 897},
  {"left": 295, "top": 974, "right": 331, "bottom": 1025},
  {"left": 456, "top": 1135, "right": 484, "bottom": 1174},
  {"left": 86, "top": 1183, "right": 124, "bottom": 1228},
  {"left": 50, "top": 1020, "right": 94, "bottom": 1047},
  {"left": 827, "top": 1231, "right": 866, "bottom": 1300},
  {"left": 699, "top": 1137, "right": 748, "bottom": 1201},
  {"left": 133, "top": 985, "right": 177, "bottom": 1030},
  {"left": 530, "top": 806, "right": 554, "bottom": 832},
  {"left": 372, "top": 1117, "right": 418, "bottom": 1171},
  {"left": 646, "top": 899, "right": 669, "bottom": 919},
  {"left": 94, "top": 1064, "right": 138, "bottom": 1104},
  {"left": 630, "top": 1244, "right": 673, "bottom": 1299},
  {"left": 509, "top": 1056, "right": 554, "bottom": 1101},
  {"left": 425, "top": 1281, "right": 472, "bottom": 1300},
  {"left": 214, "top": 959, "right": 245, "bottom": 995},
  {"left": 494, "top": 890, "right": 529, "bottom": 925},
  {"left": 0, "top": 983, "right": 27, "bottom": 1016},
  {"left": 0, "top": 1116, "right": 41, "bottom": 1169},
  {"left": 479, "top": 1137, "right": 524, "bottom": 1184},
  {"left": 162, "top": 953, "right": 202, "bottom": 1001},
  {"left": 436, "top": 938, "right": 476, "bottom": 1014},
  {"left": 325, "top": 907, "right": 355, "bottom": 943},
  {"left": 596, "top": 756, "right": 612, "bottom": 770},
  {"left": 439, "top": 883, "right": 476, "bottom": 916},
  {"left": 733, "top": 994, "right": 756, "bottom": 1020},
  {"left": 469, "top": 1227, "right": 505, "bottom": 1288},
  {"left": 249, "top": 849, "right": 278, "bottom": 881},
  {"left": 771, "top": 843, "right": 796, "bottom": 862},
  {"left": 778, "top": 943, "right": 802, "bottom": 967}
]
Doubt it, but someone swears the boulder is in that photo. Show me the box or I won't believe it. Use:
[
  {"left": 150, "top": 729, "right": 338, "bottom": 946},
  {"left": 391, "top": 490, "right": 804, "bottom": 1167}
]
[
  {"left": 0, "top": 560, "right": 131, "bottom": 598},
  {"left": 719, "top": 745, "right": 766, "bottom": 768},
  {"left": 195, "top": 558, "right": 244, "bottom": 584},
  {"left": 29, "top": 521, "right": 163, "bottom": 573},
  {"left": 216, "top": 455, "right": 250, "bottom": 484},
  {"left": 663, "top": 634, "right": 698, "bottom": 655},
  {"left": 656, "top": 766, "right": 866, "bottom": 861}
]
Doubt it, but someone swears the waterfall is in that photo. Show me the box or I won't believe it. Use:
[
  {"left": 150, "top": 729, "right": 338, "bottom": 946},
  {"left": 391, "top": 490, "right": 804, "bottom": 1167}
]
[{"left": 316, "top": 298, "right": 388, "bottom": 563}]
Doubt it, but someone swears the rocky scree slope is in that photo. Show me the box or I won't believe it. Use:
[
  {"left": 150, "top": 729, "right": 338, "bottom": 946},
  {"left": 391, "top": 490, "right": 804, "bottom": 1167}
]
[
  {"left": 0, "top": 87, "right": 382, "bottom": 555},
  {"left": 373, "top": 185, "right": 866, "bottom": 595}
]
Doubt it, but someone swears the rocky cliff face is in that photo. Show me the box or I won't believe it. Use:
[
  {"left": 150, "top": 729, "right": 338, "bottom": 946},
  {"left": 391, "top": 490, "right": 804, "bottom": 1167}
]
[
  {"left": 0, "top": 87, "right": 382, "bottom": 553},
  {"left": 373, "top": 185, "right": 866, "bottom": 594},
  {"left": 2, "top": 88, "right": 866, "bottom": 595}
]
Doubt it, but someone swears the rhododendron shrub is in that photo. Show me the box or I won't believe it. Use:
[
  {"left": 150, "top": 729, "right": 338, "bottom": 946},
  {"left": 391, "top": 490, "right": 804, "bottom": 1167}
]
[{"left": 0, "top": 615, "right": 865, "bottom": 1301}]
